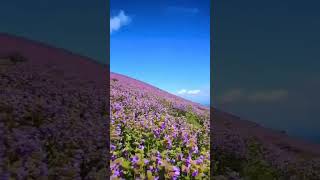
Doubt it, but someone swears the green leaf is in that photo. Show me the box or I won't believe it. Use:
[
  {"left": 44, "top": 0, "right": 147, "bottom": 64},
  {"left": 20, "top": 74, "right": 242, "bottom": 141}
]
[
  {"left": 121, "top": 159, "right": 131, "bottom": 169},
  {"left": 147, "top": 170, "right": 153, "bottom": 179}
]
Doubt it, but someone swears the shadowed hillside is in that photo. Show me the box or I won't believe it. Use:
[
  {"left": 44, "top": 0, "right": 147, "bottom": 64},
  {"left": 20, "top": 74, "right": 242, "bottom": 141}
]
[
  {"left": 212, "top": 110, "right": 320, "bottom": 179},
  {"left": 0, "top": 34, "right": 108, "bottom": 179}
]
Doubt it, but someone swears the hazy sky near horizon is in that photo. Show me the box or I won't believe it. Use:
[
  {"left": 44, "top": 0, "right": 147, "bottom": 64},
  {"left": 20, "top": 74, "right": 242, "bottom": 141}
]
[
  {"left": 214, "top": 0, "right": 320, "bottom": 143},
  {"left": 110, "top": 0, "right": 210, "bottom": 105}
]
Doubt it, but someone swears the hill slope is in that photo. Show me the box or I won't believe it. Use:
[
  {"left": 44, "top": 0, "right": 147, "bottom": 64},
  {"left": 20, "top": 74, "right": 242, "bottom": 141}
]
[
  {"left": 0, "top": 34, "right": 108, "bottom": 179},
  {"left": 110, "top": 72, "right": 210, "bottom": 179},
  {"left": 3, "top": 33, "right": 319, "bottom": 179},
  {"left": 212, "top": 109, "right": 320, "bottom": 179}
]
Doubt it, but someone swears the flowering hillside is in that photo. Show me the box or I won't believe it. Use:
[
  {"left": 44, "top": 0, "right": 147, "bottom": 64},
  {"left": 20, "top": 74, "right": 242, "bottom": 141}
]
[
  {"left": 110, "top": 73, "right": 210, "bottom": 179},
  {"left": 0, "top": 34, "right": 108, "bottom": 179},
  {"left": 212, "top": 110, "right": 320, "bottom": 179}
]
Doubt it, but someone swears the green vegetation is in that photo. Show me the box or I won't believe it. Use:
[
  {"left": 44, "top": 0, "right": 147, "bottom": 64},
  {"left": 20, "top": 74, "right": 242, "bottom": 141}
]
[
  {"left": 185, "top": 111, "right": 202, "bottom": 128},
  {"left": 169, "top": 104, "right": 204, "bottom": 128},
  {"left": 242, "top": 140, "right": 280, "bottom": 180},
  {"left": 212, "top": 139, "right": 281, "bottom": 180}
]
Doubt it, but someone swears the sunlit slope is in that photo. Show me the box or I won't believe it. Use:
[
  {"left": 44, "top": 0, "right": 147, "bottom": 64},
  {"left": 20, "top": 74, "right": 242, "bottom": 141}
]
[{"left": 110, "top": 72, "right": 210, "bottom": 179}]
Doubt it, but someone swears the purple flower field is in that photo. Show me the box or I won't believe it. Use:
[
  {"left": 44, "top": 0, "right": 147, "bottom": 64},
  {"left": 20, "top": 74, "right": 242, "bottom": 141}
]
[
  {"left": 4, "top": 33, "right": 320, "bottom": 180},
  {"left": 0, "top": 34, "right": 108, "bottom": 179},
  {"left": 212, "top": 110, "right": 320, "bottom": 179},
  {"left": 110, "top": 73, "right": 210, "bottom": 179},
  {"left": 0, "top": 34, "right": 210, "bottom": 179}
]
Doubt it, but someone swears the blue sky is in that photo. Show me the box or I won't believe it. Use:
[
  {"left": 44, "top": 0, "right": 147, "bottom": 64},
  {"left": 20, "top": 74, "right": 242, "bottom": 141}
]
[{"left": 110, "top": 0, "right": 210, "bottom": 105}]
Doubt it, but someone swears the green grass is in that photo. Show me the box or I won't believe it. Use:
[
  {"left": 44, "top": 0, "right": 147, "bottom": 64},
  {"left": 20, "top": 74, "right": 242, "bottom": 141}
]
[
  {"left": 242, "top": 140, "right": 280, "bottom": 180},
  {"left": 163, "top": 102, "right": 205, "bottom": 128},
  {"left": 184, "top": 111, "right": 202, "bottom": 128}
]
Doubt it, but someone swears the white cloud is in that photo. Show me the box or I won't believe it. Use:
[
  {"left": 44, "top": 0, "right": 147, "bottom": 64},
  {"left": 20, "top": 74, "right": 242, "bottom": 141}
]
[
  {"left": 177, "top": 89, "right": 201, "bottom": 95},
  {"left": 110, "top": 10, "right": 131, "bottom": 34},
  {"left": 218, "top": 89, "right": 289, "bottom": 104},
  {"left": 248, "top": 90, "right": 288, "bottom": 103},
  {"left": 177, "top": 89, "right": 187, "bottom": 94},
  {"left": 218, "top": 89, "right": 244, "bottom": 104},
  {"left": 174, "top": 86, "right": 209, "bottom": 105},
  {"left": 187, "top": 90, "right": 201, "bottom": 95}
]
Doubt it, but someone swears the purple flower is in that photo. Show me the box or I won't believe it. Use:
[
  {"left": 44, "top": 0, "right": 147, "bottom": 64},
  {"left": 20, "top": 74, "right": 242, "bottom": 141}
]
[
  {"left": 160, "top": 122, "right": 166, "bottom": 130},
  {"left": 111, "top": 144, "right": 116, "bottom": 151},
  {"left": 178, "top": 153, "right": 183, "bottom": 160},
  {"left": 164, "top": 135, "right": 173, "bottom": 147},
  {"left": 148, "top": 166, "right": 154, "bottom": 171},
  {"left": 139, "top": 144, "right": 145, "bottom": 150},
  {"left": 111, "top": 163, "right": 118, "bottom": 170},
  {"left": 182, "top": 133, "right": 189, "bottom": 143},
  {"left": 195, "top": 155, "right": 204, "bottom": 164},
  {"left": 192, "top": 170, "right": 198, "bottom": 177},
  {"left": 114, "top": 169, "right": 120, "bottom": 176},
  {"left": 186, "top": 155, "right": 192, "bottom": 166},
  {"left": 114, "top": 103, "right": 122, "bottom": 111},
  {"left": 156, "top": 151, "right": 161, "bottom": 158},
  {"left": 144, "top": 159, "right": 149, "bottom": 164},
  {"left": 131, "top": 155, "right": 139, "bottom": 164},
  {"left": 153, "top": 129, "right": 160, "bottom": 138},
  {"left": 172, "top": 166, "right": 180, "bottom": 176},
  {"left": 192, "top": 145, "right": 199, "bottom": 153},
  {"left": 157, "top": 158, "right": 163, "bottom": 166}
]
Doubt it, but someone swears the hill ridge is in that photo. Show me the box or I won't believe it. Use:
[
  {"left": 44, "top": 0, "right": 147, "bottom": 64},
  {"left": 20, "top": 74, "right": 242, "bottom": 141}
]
[
  {"left": 0, "top": 32, "right": 104, "bottom": 65},
  {"left": 111, "top": 71, "right": 209, "bottom": 111}
]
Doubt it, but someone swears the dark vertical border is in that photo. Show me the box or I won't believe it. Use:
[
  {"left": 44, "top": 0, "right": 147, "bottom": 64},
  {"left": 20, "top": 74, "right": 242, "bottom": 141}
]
[
  {"left": 106, "top": 0, "right": 111, "bottom": 178},
  {"left": 210, "top": 0, "right": 214, "bottom": 178}
]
